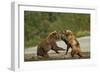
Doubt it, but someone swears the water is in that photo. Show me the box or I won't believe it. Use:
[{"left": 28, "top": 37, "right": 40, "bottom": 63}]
[{"left": 24, "top": 36, "right": 90, "bottom": 54}]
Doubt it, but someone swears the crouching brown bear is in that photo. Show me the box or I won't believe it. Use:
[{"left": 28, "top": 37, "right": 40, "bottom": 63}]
[
  {"left": 37, "top": 31, "right": 65, "bottom": 58},
  {"left": 61, "top": 30, "right": 83, "bottom": 58}
]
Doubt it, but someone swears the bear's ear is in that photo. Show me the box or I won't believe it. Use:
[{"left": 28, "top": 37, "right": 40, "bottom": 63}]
[
  {"left": 52, "top": 31, "right": 57, "bottom": 35},
  {"left": 51, "top": 31, "right": 56, "bottom": 33},
  {"left": 66, "top": 30, "right": 72, "bottom": 33}
]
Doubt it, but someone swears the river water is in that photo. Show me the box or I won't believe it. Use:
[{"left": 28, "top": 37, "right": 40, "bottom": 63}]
[{"left": 24, "top": 36, "right": 90, "bottom": 55}]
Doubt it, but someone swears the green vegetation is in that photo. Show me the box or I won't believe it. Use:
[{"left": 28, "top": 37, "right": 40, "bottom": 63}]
[{"left": 24, "top": 11, "right": 90, "bottom": 48}]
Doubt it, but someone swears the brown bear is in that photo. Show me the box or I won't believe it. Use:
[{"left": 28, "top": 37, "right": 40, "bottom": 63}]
[
  {"left": 61, "top": 30, "right": 83, "bottom": 58},
  {"left": 37, "top": 31, "right": 65, "bottom": 58}
]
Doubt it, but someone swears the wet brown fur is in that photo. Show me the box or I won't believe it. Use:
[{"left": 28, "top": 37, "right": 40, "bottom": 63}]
[
  {"left": 37, "top": 31, "right": 65, "bottom": 58},
  {"left": 62, "top": 30, "right": 83, "bottom": 58}
]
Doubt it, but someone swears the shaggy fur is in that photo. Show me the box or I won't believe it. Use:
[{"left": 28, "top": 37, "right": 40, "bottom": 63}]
[
  {"left": 62, "top": 30, "right": 83, "bottom": 58},
  {"left": 37, "top": 31, "right": 65, "bottom": 58}
]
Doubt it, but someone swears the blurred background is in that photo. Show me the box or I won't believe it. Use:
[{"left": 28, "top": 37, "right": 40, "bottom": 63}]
[{"left": 24, "top": 11, "right": 90, "bottom": 48}]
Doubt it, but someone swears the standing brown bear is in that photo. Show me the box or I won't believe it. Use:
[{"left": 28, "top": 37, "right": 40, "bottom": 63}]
[
  {"left": 37, "top": 31, "right": 65, "bottom": 58},
  {"left": 62, "top": 30, "right": 83, "bottom": 58}
]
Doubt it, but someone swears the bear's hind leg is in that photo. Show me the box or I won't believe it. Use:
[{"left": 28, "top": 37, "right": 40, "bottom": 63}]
[
  {"left": 77, "top": 52, "right": 83, "bottom": 58},
  {"left": 71, "top": 50, "right": 75, "bottom": 57}
]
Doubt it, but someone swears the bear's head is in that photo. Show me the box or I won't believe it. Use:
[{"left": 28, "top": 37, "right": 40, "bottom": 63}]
[
  {"left": 62, "top": 29, "right": 76, "bottom": 41},
  {"left": 63, "top": 29, "right": 73, "bottom": 37},
  {"left": 47, "top": 31, "right": 60, "bottom": 40}
]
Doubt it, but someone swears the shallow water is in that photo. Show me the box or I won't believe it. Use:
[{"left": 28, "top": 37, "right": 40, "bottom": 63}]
[{"left": 24, "top": 36, "right": 90, "bottom": 54}]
